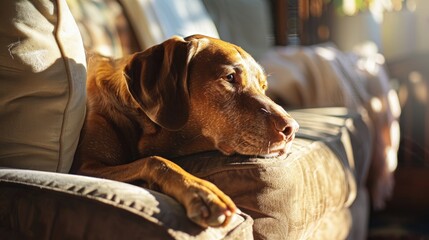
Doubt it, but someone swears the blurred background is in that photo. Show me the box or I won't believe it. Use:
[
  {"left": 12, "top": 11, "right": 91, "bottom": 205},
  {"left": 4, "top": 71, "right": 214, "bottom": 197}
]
[{"left": 284, "top": 0, "right": 429, "bottom": 238}]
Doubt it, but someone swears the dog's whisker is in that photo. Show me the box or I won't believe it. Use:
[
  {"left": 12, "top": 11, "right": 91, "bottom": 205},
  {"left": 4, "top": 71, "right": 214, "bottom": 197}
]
[
  {"left": 235, "top": 140, "right": 247, "bottom": 149},
  {"left": 268, "top": 141, "right": 271, "bottom": 154},
  {"left": 190, "top": 133, "right": 204, "bottom": 141}
]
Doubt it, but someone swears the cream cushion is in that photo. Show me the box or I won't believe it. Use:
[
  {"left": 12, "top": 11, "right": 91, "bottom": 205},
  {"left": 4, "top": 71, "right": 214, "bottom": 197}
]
[
  {"left": 119, "top": 0, "right": 220, "bottom": 49},
  {"left": 0, "top": 0, "right": 86, "bottom": 173}
]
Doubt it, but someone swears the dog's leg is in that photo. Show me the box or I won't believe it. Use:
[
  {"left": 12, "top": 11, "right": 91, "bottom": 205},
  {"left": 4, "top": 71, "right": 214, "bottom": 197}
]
[
  {"left": 76, "top": 156, "right": 237, "bottom": 228},
  {"left": 73, "top": 113, "right": 236, "bottom": 227}
]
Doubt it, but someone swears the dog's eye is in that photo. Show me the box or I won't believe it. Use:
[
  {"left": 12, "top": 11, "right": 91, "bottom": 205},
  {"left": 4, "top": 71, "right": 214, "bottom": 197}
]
[{"left": 225, "top": 74, "right": 236, "bottom": 83}]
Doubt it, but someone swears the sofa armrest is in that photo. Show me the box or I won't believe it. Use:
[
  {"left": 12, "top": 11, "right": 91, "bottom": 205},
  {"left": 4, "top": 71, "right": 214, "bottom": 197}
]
[
  {"left": 173, "top": 107, "right": 372, "bottom": 239},
  {"left": 0, "top": 169, "right": 253, "bottom": 240}
]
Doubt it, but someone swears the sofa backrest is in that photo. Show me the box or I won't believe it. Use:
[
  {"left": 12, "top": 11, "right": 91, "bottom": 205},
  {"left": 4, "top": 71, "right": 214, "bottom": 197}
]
[{"left": 119, "top": 0, "right": 220, "bottom": 50}]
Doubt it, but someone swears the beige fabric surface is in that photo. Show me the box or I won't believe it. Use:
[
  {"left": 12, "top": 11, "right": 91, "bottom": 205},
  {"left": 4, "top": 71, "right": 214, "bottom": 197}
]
[
  {"left": 119, "top": 0, "right": 219, "bottom": 50},
  {"left": 67, "top": 0, "right": 140, "bottom": 58},
  {"left": 0, "top": 0, "right": 87, "bottom": 173},
  {"left": 176, "top": 142, "right": 354, "bottom": 239},
  {"left": 260, "top": 45, "right": 401, "bottom": 209},
  {"left": 67, "top": 0, "right": 124, "bottom": 58},
  {"left": 312, "top": 208, "right": 352, "bottom": 240},
  {"left": 174, "top": 108, "right": 371, "bottom": 239}
]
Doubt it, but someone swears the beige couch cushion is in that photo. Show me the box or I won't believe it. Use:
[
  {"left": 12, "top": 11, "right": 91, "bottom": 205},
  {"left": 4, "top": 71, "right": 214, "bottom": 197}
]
[
  {"left": 0, "top": 0, "right": 86, "bottom": 173},
  {"left": 119, "top": 0, "right": 219, "bottom": 49}
]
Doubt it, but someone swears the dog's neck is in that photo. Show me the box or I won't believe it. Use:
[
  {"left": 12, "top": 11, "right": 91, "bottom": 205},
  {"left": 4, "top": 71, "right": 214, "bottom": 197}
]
[{"left": 137, "top": 118, "right": 216, "bottom": 158}]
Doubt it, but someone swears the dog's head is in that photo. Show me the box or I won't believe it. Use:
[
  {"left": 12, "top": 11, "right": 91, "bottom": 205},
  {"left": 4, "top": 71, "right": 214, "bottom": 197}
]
[{"left": 124, "top": 35, "right": 298, "bottom": 157}]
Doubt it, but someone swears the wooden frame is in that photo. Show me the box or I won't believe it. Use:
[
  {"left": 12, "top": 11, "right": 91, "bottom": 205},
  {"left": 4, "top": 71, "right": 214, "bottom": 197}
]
[{"left": 270, "top": 0, "right": 332, "bottom": 46}]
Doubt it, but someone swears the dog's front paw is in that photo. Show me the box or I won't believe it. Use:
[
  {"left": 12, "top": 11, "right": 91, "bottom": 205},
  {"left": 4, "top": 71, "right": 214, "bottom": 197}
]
[{"left": 183, "top": 177, "right": 237, "bottom": 228}]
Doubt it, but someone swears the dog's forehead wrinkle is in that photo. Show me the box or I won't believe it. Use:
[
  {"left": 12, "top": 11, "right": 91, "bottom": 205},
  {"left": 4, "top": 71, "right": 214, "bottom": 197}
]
[
  {"left": 194, "top": 37, "right": 210, "bottom": 55},
  {"left": 236, "top": 54, "right": 266, "bottom": 90}
]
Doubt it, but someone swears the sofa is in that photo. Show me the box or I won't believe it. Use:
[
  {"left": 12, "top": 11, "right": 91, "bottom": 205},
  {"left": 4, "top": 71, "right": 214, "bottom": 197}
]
[{"left": 0, "top": 0, "right": 399, "bottom": 239}]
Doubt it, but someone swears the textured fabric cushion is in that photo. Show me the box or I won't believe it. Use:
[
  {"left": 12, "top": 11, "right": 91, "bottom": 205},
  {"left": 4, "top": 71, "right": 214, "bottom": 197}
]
[
  {"left": 0, "top": 0, "right": 86, "bottom": 173},
  {"left": 0, "top": 169, "right": 253, "bottom": 240},
  {"left": 174, "top": 108, "right": 372, "bottom": 239},
  {"left": 119, "top": 0, "right": 220, "bottom": 49}
]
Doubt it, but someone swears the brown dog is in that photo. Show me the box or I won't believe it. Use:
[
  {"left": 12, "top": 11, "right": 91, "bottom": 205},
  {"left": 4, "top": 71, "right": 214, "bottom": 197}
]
[{"left": 72, "top": 35, "right": 298, "bottom": 228}]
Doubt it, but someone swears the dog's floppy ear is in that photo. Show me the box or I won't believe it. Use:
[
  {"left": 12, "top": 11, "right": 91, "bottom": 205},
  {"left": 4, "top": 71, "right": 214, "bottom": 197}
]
[{"left": 124, "top": 36, "right": 198, "bottom": 130}]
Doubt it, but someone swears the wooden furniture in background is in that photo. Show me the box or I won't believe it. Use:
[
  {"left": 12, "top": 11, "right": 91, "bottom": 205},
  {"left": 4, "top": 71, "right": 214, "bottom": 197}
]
[{"left": 270, "top": 0, "right": 332, "bottom": 46}]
